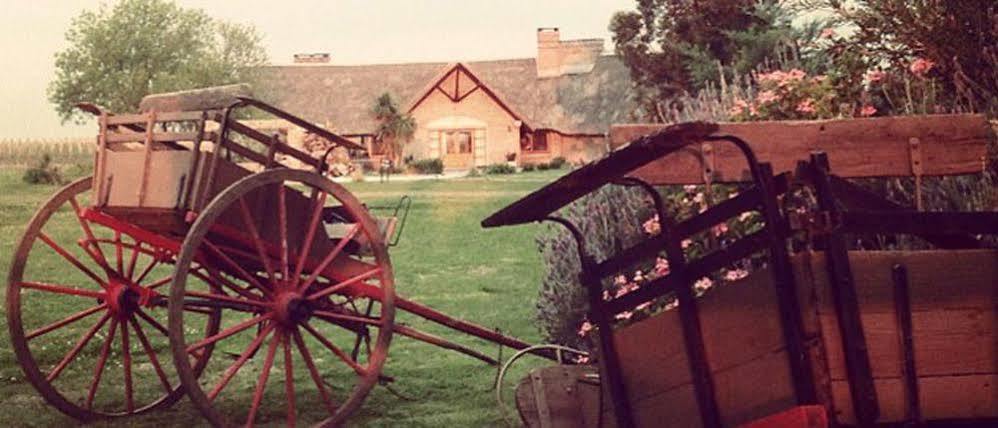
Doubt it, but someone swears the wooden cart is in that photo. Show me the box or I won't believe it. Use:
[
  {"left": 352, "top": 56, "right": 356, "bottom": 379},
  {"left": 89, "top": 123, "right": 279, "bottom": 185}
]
[
  {"left": 485, "top": 115, "right": 997, "bottom": 427},
  {"left": 6, "top": 85, "right": 555, "bottom": 427}
]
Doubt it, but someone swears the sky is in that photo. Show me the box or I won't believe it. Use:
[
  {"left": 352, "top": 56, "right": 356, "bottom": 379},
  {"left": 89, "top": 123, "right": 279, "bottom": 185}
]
[{"left": 0, "top": 0, "right": 634, "bottom": 139}]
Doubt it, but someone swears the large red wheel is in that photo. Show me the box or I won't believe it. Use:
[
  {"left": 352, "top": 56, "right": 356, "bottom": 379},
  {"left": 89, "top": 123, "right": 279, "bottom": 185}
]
[
  {"left": 6, "top": 177, "right": 221, "bottom": 421},
  {"left": 168, "top": 169, "right": 396, "bottom": 427}
]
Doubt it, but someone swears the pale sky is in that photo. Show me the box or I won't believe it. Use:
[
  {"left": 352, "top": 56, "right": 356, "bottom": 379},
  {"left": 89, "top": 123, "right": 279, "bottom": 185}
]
[{"left": 0, "top": 0, "right": 634, "bottom": 139}]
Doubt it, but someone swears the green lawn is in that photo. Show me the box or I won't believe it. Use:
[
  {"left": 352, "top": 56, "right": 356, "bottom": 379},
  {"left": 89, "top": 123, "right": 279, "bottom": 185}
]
[{"left": 0, "top": 167, "right": 566, "bottom": 427}]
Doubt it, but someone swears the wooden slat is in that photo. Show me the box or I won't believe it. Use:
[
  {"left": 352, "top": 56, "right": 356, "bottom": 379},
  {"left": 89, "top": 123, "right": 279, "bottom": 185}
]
[
  {"left": 105, "top": 110, "right": 207, "bottom": 125},
  {"left": 138, "top": 111, "right": 156, "bottom": 206},
  {"left": 831, "top": 375, "right": 998, "bottom": 424},
  {"left": 610, "top": 114, "right": 991, "bottom": 183},
  {"left": 221, "top": 137, "right": 290, "bottom": 169},
  {"left": 105, "top": 131, "right": 216, "bottom": 144},
  {"left": 138, "top": 84, "right": 250, "bottom": 112},
  {"left": 224, "top": 118, "right": 323, "bottom": 169}
]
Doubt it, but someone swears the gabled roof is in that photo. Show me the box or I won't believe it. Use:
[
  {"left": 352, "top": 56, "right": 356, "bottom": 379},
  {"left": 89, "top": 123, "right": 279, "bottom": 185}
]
[{"left": 257, "top": 55, "right": 640, "bottom": 135}]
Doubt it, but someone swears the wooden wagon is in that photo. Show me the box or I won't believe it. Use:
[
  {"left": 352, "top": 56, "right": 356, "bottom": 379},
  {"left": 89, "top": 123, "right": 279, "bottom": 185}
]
[
  {"left": 6, "top": 85, "right": 556, "bottom": 427},
  {"left": 485, "top": 115, "right": 998, "bottom": 427}
]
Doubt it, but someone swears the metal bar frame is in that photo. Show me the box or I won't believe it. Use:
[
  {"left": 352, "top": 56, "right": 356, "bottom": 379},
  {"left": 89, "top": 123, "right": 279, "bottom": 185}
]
[{"left": 808, "top": 152, "right": 880, "bottom": 425}]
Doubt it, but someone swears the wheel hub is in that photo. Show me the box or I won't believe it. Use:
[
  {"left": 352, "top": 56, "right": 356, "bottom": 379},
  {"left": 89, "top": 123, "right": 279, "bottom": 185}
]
[
  {"left": 274, "top": 292, "right": 311, "bottom": 326},
  {"left": 106, "top": 279, "right": 140, "bottom": 318}
]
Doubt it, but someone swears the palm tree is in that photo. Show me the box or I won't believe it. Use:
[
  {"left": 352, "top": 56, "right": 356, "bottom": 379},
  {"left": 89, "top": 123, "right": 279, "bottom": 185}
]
[{"left": 372, "top": 93, "right": 416, "bottom": 164}]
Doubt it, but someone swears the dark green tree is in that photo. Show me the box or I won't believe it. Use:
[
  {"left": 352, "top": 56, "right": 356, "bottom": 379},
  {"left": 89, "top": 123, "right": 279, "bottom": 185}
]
[
  {"left": 371, "top": 93, "right": 416, "bottom": 164},
  {"left": 610, "top": 0, "right": 823, "bottom": 119},
  {"left": 49, "top": 0, "right": 267, "bottom": 122}
]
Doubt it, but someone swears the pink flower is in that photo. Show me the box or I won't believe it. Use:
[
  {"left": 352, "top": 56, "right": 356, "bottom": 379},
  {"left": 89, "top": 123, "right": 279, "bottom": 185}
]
[
  {"left": 614, "top": 275, "right": 628, "bottom": 286},
  {"left": 681, "top": 239, "right": 693, "bottom": 249},
  {"left": 757, "top": 90, "right": 779, "bottom": 104},
  {"left": 724, "top": 269, "right": 749, "bottom": 281},
  {"left": 860, "top": 105, "right": 877, "bottom": 117},
  {"left": 683, "top": 185, "right": 698, "bottom": 193},
  {"left": 574, "top": 355, "right": 591, "bottom": 364},
  {"left": 602, "top": 289, "right": 611, "bottom": 301},
  {"left": 865, "top": 70, "right": 887, "bottom": 83},
  {"left": 729, "top": 99, "right": 751, "bottom": 116},
  {"left": 694, "top": 277, "right": 714, "bottom": 292},
  {"left": 614, "top": 311, "right": 633, "bottom": 321},
  {"left": 642, "top": 215, "right": 661, "bottom": 236},
  {"left": 760, "top": 69, "right": 807, "bottom": 88},
  {"left": 635, "top": 301, "right": 652, "bottom": 312},
  {"left": 820, "top": 28, "right": 836, "bottom": 39},
  {"left": 796, "top": 98, "right": 817, "bottom": 114},
  {"left": 577, "top": 320, "right": 593, "bottom": 337},
  {"left": 712, "top": 222, "right": 729, "bottom": 237},
  {"left": 909, "top": 58, "right": 935, "bottom": 77}
]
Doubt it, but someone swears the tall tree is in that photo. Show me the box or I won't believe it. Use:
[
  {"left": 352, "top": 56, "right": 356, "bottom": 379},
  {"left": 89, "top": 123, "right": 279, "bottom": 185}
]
[
  {"left": 49, "top": 0, "right": 267, "bottom": 122},
  {"left": 610, "top": 0, "right": 819, "bottom": 119},
  {"left": 371, "top": 93, "right": 416, "bottom": 164}
]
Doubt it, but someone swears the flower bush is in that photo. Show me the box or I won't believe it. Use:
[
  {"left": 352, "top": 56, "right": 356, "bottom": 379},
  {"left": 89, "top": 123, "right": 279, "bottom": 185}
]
[{"left": 728, "top": 68, "right": 838, "bottom": 121}]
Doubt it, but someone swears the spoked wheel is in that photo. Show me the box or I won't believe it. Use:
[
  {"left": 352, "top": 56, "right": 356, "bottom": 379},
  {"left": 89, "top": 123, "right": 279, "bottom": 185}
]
[
  {"left": 169, "top": 169, "right": 395, "bottom": 427},
  {"left": 6, "top": 177, "right": 221, "bottom": 421}
]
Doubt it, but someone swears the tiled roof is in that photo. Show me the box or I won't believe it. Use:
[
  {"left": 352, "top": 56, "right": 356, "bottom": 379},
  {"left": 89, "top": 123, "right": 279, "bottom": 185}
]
[{"left": 257, "top": 56, "right": 640, "bottom": 135}]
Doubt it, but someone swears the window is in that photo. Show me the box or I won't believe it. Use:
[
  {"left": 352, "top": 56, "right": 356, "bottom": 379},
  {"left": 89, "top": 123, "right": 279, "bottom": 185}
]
[
  {"left": 443, "top": 130, "right": 472, "bottom": 154},
  {"left": 521, "top": 131, "right": 548, "bottom": 152}
]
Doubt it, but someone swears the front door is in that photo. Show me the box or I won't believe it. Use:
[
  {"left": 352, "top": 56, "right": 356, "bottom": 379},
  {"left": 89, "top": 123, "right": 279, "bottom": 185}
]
[{"left": 442, "top": 130, "right": 473, "bottom": 169}]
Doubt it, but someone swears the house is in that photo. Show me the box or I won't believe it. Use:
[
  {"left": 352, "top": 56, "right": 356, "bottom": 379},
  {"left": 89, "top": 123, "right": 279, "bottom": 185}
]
[{"left": 256, "top": 28, "right": 640, "bottom": 170}]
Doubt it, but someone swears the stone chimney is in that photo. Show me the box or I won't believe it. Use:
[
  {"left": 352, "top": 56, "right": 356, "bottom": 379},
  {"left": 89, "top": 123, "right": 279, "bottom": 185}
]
[
  {"left": 293, "top": 53, "right": 331, "bottom": 64},
  {"left": 536, "top": 28, "right": 604, "bottom": 78}
]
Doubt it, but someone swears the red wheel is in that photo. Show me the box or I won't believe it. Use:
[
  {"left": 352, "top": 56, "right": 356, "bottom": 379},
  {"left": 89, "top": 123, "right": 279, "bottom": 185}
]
[
  {"left": 6, "top": 177, "right": 220, "bottom": 421},
  {"left": 168, "top": 169, "right": 395, "bottom": 427}
]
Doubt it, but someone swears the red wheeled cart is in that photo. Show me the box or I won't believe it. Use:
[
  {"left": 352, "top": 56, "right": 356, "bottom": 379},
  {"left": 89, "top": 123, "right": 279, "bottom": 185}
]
[{"left": 7, "top": 85, "right": 551, "bottom": 427}]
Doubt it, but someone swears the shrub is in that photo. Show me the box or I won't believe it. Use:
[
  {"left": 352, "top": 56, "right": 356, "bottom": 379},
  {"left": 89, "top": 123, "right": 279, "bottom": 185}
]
[
  {"left": 536, "top": 162, "right": 551, "bottom": 171},
  {"left": 408, "top": 158, "right": 443, "bottom": 175},
  {"left": 465, "top": 167, "right": 481, "bottom": 178},
  {"left": 484, "top": 163, "right": 516, "bottom": 175},
  {"left": 23, "top": 154, "right": 64, "bottom": 185},
  {"left": 521, "top": 162, "right": 536, "bottom": 172},
  {"left": 548, "top": 156, "right": 567, "bottom": 169}
]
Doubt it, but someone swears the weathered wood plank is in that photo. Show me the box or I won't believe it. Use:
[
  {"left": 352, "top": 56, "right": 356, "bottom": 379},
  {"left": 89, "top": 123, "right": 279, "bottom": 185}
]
[
  {"left": 830, "top": 375, "right": 998, "bottom": 424},
  {"left": 105, "top": 131, "right": 214, "bottom": 144},
  {"left": 105, "top": 110, "right": 206, "bottom": 125},
  {"left": 515, "top": 365, "right": 598, "bottom": 428},
  {"left": 139, "top": 84, "right": 251, "bottom": 112},
  {"left": 807, "top": 250, "right": 997, "bottom": 313},
  {"left": 819, "top": 309, "right": 996, "bottom": 379},
  {"left": 610, "top": 114, "right": 991, "bottom": 183}
]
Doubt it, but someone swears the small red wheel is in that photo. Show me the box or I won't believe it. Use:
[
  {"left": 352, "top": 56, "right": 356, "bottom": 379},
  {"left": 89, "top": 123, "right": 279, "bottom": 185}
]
[
  {"left": 6, "top": 177, "right": 221, "bottom": 421},
  {"left": 168, "top": 169, "right": 395, "bottom": 427}
]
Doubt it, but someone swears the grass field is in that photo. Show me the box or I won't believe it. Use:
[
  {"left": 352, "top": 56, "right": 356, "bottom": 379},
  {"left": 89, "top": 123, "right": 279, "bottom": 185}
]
[{"left": 0, "top": 166, "right": 567, "bottom": 427}]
